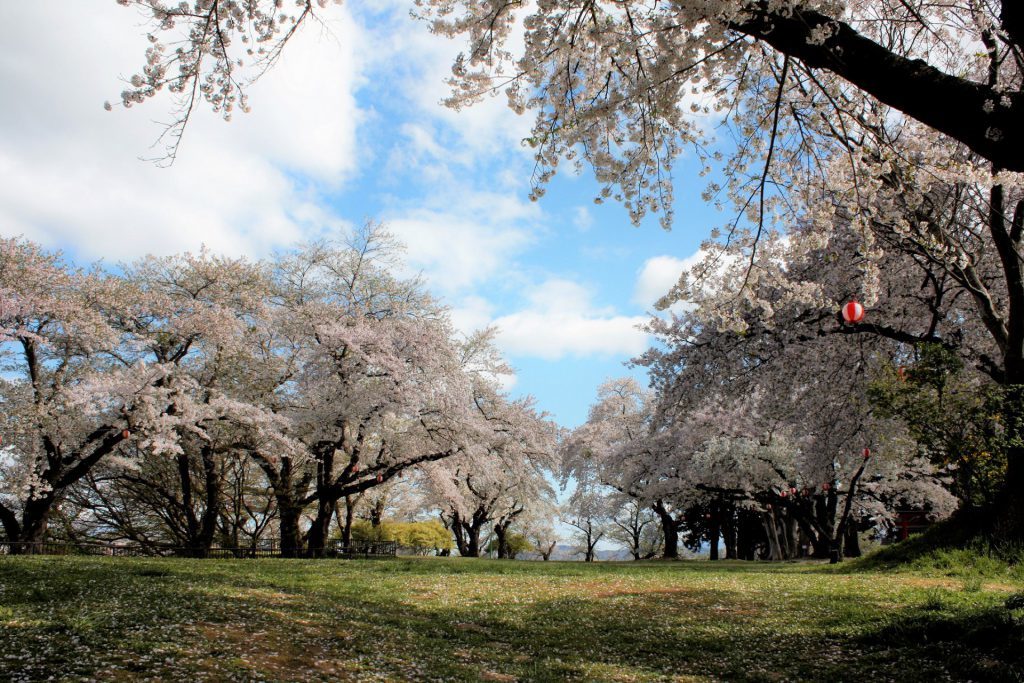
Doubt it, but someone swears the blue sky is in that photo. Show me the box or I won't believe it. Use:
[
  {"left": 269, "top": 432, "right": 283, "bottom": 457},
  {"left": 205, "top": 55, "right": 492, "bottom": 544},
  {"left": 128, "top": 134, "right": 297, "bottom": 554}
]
[{"left": 0, "top": 2, "right": 721, "bottom": 428}]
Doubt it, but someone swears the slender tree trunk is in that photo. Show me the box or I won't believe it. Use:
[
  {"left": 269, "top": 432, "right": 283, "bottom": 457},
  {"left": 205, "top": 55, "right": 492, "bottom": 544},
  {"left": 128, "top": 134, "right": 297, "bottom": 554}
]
[
  {"left": 341, "top": 495, "right": 356, "bottom": 548},
  {"left": 541, "top": 541, "right": 556, "bottom": 561},
  {"left": 722, "top": 501, "right": 737, "bottom": 560},
  {"left": 370, "top": 497, "right": 386, "bottom": 528},
  {"left": 708, "top": 500, "right": 721, "bottom": 561}
]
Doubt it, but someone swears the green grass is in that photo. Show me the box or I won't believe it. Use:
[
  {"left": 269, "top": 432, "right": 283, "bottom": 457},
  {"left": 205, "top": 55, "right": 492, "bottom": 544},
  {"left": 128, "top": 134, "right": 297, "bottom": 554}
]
[{"left": 0, "top": 555, "right": 1022, "bottom": 682}]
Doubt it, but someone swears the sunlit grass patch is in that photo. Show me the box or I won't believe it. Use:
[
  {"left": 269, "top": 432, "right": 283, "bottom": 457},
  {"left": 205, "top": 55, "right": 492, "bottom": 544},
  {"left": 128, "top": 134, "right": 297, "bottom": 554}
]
[{"left": 0, "top": 555, "right": 1021, "bottom": 681}]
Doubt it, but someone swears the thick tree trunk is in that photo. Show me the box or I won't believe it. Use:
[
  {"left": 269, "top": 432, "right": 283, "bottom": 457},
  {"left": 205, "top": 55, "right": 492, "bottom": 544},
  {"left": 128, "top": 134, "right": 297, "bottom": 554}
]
[
  {"left": 762, "top": 512, "right": 783, "bottom": 561},
  {"left": 843, "top": 524, "right": 861, "bottom": 558},
  {"left": 653, "top": 501, "right": 679, "bottom": 559},
  {"left": 452, "top": 509, "right": 485, "bottom": 557},
  {"left": 997, "top": 385, "right": 1024, "bottom": 540},
  {"left": 197, "top": 447, "right": 220, "bottom": 557},
  {"left": 494, "top": 523, "right": 510, "bottom": 559},
  {"left": 305, "top": 498, "right": 335, "bottom": 558},
  {"left": 464, "top": 527, "right": 481, "bottom": 557},
  {"left": 278, "top": 504, "right": 303, "bottom": 558},
  {"left": 6, "top": 495, "right": 55, "bottom": 554}
]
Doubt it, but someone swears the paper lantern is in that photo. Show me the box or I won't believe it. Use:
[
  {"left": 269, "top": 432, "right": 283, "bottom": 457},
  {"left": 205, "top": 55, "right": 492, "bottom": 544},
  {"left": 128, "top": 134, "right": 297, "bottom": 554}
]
[
  {"left": 862, "top": 448, "right": 871, "bottom": 459},
  {"left": 121, "top": 429, "right": 130, "bottom": 439},
  {"left": 790, "top": 487, "right": 797, "bottom": 495},
  {"left": 841, "top": 300, "right": 865, "bottom": 324}
]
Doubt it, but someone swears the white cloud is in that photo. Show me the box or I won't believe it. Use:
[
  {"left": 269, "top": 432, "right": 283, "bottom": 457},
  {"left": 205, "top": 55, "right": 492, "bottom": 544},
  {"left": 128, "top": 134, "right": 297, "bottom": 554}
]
[
  {"left": 573, "top": 206, "right": 594, "bottom": 232},
  {"left": 0, "top": 2, "right": 362, "bottom": 261},
  {"left": 493, "top": 279, "right": 649, "bottom": 360},
  {"left": 449, "top": 295, "right": 495, "bottom": 336},
  {"left": 633, "top": 253, "right": 703, "bottom": 311},
  {"left": 385, "top": 191, "right": 540, "bottom": 293}
]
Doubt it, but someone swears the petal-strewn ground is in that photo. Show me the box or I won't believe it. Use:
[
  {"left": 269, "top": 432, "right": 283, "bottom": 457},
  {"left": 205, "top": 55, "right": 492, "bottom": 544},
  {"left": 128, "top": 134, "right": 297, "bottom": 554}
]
[{"left": 0, "top": 556, "right": 1021, "bottom": 682}]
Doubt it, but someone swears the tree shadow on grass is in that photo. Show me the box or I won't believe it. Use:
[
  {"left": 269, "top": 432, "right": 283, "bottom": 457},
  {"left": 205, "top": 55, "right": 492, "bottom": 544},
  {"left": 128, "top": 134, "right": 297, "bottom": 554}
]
[
  {"left": 856, "top": 601, "right": 1024, "bottom": 683},
  {"left": 1, "top": 557, "right": 1021, "bottom": 682}
]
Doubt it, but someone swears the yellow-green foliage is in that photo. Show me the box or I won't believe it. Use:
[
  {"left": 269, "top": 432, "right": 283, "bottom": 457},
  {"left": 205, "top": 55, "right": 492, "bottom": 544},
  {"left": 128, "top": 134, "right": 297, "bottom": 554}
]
[
  {"left": 350, "top": 519, "right": 453, "bottom": 551},
  {"left": 485, "top": 533, "right": 535, "bottom": 558}
]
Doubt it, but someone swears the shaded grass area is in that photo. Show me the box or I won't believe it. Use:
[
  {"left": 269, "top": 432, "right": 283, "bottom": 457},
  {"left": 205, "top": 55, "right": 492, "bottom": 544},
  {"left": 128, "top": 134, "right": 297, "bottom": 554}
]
[
  {"left": 0, "top": 555, "right": 1022, "bottom": 682},
  {"left": 841, "top": 517, "right": 1024, "bottom": 583}
]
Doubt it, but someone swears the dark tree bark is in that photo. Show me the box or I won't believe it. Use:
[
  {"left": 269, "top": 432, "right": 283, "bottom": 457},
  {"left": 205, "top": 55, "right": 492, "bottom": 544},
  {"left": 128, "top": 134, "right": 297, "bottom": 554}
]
[
  {"left": 722, "top": 501, "right": 738, "bottom": 560},
  {"left": 731, "top": 4, "right": 1024, "bottom": 171},
  {"left": 652, "top": 500, "right": 680, "bottom": 559}
]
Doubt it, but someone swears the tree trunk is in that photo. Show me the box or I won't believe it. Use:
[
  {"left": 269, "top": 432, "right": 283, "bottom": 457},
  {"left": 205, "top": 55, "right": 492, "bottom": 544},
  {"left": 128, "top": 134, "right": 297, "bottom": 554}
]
[
  {"left": 305, "top": 498, "right": 335, "bottom": 558},
  {"left": 762, "top": 512, "right": 783, "bottom": 561},
  {"left": 997, "top": 386, "right": 1024, "bottom": 540},
  {"left": 340, "top": 495, "right": 356, "bottom": 548},
  {"left": 722, "top": 501, "right": 737, "bottom": 560},
  {"left": 464, "top": 526, "right": 481, "bottom": 557},
  {"left": 653, "top": 501, "right": 679, "bottom": 559},
  {"left": 843, "top": 524, "right": 861, "bottom": 558},
  {"left": 370, "top": 497, "right": 386, "bottom": 528},
  {"left": 278, "top": 504, "right": 303, "bottom": 558},
  {"left": 197, "top": 446, "right": 220, "bottom": 558},
  {"left": 494, "top": 523, "right": 510, "bottom": 559},
  {"left": 6, "top": 495, "right": 55, "bottom": 554},
  {"left": 708, "top": 500, "right": 721, "bottom": 561}
]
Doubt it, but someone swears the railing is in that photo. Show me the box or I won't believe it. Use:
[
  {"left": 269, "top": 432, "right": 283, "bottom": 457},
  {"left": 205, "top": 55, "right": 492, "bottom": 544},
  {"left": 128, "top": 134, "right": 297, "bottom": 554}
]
[{"left": 0, "top": 539, "right": 398, "bottom": 559}]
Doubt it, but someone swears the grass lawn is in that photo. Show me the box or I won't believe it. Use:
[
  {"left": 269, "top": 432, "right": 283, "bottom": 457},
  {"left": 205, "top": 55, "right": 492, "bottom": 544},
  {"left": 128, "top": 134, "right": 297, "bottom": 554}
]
[{"left": 0, "top": 554, "right": 1022, "bottom": 682}]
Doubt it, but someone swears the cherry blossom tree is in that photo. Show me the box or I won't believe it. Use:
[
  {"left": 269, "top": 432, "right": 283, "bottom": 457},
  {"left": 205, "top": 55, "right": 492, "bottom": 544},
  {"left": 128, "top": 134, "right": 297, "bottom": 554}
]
[
  {"left": 0, "top": 239, "right": 127, "bottom": 550},
  {"left": 424, "top": 388, "right": 558, "bottom": 558},
  {"left": 258, "top": 224, "right": 478, "bottom": 556},
  {"left": 65, "top": 250, "right": 287, "bottom": 556}
]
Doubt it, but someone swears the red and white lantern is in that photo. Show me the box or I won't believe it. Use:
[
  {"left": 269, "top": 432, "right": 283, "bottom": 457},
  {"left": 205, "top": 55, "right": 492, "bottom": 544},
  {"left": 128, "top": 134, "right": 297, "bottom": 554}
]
[
  {"left": 121, "top": 429, "right": 131, "bottom": 439},
  {"left": 841, "top": 300, "right": 865, "bottom": 324},
  {"left": 862, "top": 448, "right": 871, "bottom": 459}
]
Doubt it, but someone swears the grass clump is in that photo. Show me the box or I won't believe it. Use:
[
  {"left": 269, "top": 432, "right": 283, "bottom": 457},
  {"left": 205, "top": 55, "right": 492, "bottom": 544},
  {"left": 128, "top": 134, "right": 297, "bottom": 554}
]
[{"left": 845, "top": 517, "right": 1024, "bottom": 584}]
